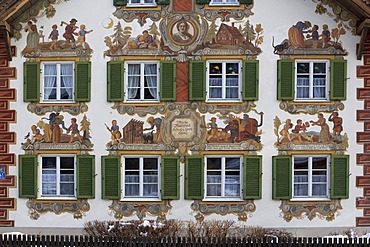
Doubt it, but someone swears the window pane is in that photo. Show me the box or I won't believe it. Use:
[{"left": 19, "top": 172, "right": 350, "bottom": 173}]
[
  {"left": 60, "top": 183, "right": 74, "bottom": 195},
  {"left": 207, "top": 158, "right": 221, "bottom": 169},
  {"left": 226, "top": 63, "right": 238, "bottom": 75},
  {"left": 225, "top": 184, "right": 239, "bottom": 197},
  {"left": 42, "top": 157, "right": 56, "bottom": 169},
  {"left": 207, "top": 172, "right": 221, "bottom": 183},
  {"left": 209, "top": 63, "right": 222, "bottom": 74},
  {"left": 126, "top": 158, "right": 140, "bottom": 170},
  {"left": 294, "top": 157, "right": 308, "bottom": 169},
  {"left": 297, "top": 63, "right": 309, "bottom": 73},
  {"left": 312, "top": 157, "right": 327, "bottom": 169},
  {"left": 60, "top": 157, "right": 74, "bottom": 169},
  {"left": 313, "top": 63, "right": 326, "bottom": 74},
  {"left": 225, "top": 158, "right": 240, "bottom": 169},
  {"left": 44, "top": 64, "right": 57, "bottom": 75},
  {"left": 226, "top": 77, "right": 239, "bottom": 86},
  {"left": 312, "top": 184, "right": 327, "bottom": 196},
  {"left": 207, "top": 184, "right": 221, "bottom": 196},
  {"left": 125, "top": 184, "right": 139, "bottom": 196},
  {"left": 143, "top": 184, "right": 158, "bottom": 197},
  {"left": 294, "top": 184, "right": 308, "bottom": 196},
  {"left": 209, "top": 77, "right": 222, "bottom": 86}
]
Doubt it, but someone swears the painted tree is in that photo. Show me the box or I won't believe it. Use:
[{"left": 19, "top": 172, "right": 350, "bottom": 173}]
[
  {"left": 254, "top": 23, "right": 264, "bottom": 47},
  {"left": 149, "top": 22, "right": 160, "bottom": 37},
  {"left": 242, "top": 20, "right": 255, "bottom": 43},
  {"left": 80, "top": 114, "right": 91, "bottom": 140},
  {"left": 111, "top": 22, "right": 131, "bottom": 47},
  {"left": 205, "top": 20, "right": 218, "bottom": 44}
]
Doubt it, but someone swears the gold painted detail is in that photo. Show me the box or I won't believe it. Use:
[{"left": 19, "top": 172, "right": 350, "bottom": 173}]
[
  {"left": 191, "top": 200, "right": 256, "bottom": 222},
  {"left": 196, "top": 2, "right": 254, "bottom": 22},
  {"left": 109, "top": 200, "right": 172, "bottom": 221},
  {"left": 113, "top": 5, "right": 170, "bottom": 26},
  {"left": 27, "top": 102, "right": 88, "bottom": 116},
  {"left": 22, "top": 48, "right": 92, "bottom": 60},
  {"left": 279, "top": 101, "right": 344, "bottom": 115},
  {"left": 112, "top": 102, "right": 174, "bottom": 116},
  {"left": 279, "top": 199, "right": 342, "bottom": 222},
  {"left": 26, "top": 199, "right": 90, "bottom": 220}
]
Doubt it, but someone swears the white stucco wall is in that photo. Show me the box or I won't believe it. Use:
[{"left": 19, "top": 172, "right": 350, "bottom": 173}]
[{"left": 3, "top": 0, "right": 365, "bottom": 235}]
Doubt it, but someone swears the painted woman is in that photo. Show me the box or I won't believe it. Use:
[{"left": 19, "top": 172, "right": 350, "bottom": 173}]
[{"left": 310, "top": 113, "right": 330, "bottom": 143}]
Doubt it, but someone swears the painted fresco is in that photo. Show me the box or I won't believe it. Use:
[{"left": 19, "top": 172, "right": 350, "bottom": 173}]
[
  {"left": 274, "top": 112, "right": 348, "bottom": 151},
  {"left": 22, "top": 113, "right": 93, "bottom": 151},
  {"left": 21, "top": 18, "right": 93, "bottom": 57},
  {"left": 273, "top": 20, "right": 347, "bottom": 55}
]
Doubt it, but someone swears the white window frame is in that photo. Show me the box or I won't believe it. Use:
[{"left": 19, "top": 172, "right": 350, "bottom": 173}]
[
  {"left": 204, "top": 155, "right": 243, "bottom": 201},
  {"left": 127, "top": 0, "right": 157, "bottom": 7},
  {"left": 38, "top": 154, "right": 76, "bottom": 200},
  {"left": 294, "top": 60, "right": 330, "bottom": 102},
  {"left": 206, "top": 60, "right": 242, "bottom": 103},
  {"left": 40, "top": 61, "right": 75, "bottom": 103},
  {"left": 292, "top": 155, "right": 330, "bottom": 201},
  {"left": 122, "top": 155, "right": 161, "bottom": 201},
  {"left": 209, "top": 0, "right": 240, "bottom": 6},
  {"left": 124, "top": 61, "right": 160, "bottom": 103}
]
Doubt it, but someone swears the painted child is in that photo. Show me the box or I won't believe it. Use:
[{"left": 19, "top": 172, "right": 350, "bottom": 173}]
[
  {"left": 48, "top": 24, "right": 59, "bottom": 50},
  {"left": 67, "top": 118, "right": 83, "bottom": 143},
  {"left": 76, "top": 24, "right": 93, "bottom": 50}
]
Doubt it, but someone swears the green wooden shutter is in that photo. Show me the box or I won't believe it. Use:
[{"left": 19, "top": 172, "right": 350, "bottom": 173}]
[
  {"left": 101, "top": 155, "right": 121, "bottom": 199},
  {"left": 240, "top": 0, "right": 253, "bottom": 3},
  {"left": 75, "top": 62, "right": 91, "bottom": 101},
  {"left": 113, "top": 0, "right": 127, "bottom": 6},
  {"left": 77, "top": 155, "right": 95, "bottom": 199},
  {"left": 19, "top": 155, "right": 37, "bottom": 198},
  {"left": 185, "top": 156, "right": 204, "bottom": 199},
  {"left": 330, "top": 60, "right": 347, "bottom": 100},
  {"left": 160, "top": 61, "right": 176, "bottom": 101},
  {"left": 196, "top": 0, "right": 210, "bottom": 3},
  {"left": 277, "top": 60, "right": 294, "bottom": 100},
  {"left": 272, "top": 156, "right": 292, "bottom": 200},
  {"left": 107, "top": 61, "right": 124, "bottom": 102},
  {"left": 156, "top": 0, "right": 170, "bottom": 4},
  {"left": 161, "top": 156, "right": 179, "bottom": 199},
  {"left": 24, "top": 62, "right": 40, "bottom": 102},
  {"left": 243, "top": 155, "right": 262, "bottom": 199},
  {"left": 189, "top": 60, "right": 206, "bottom": 101},
  {"left": 242, "top": 60, "right": 259, "bottom": 101},
  {"left": 330, "top": 155, "right": 349, "bottom": 199}
]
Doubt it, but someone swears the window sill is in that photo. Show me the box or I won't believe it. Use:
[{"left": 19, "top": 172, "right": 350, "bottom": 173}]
[
  {"left": 209, "top": 4, "right": 240, "bottom": 7},
  {"left": 37, "top": 197, "right": 77, "bottom": 201},
  {"left": 203, "top": 198, "right": 244, "bottom": 202},
  {"left": 121, "top": 198, "right": 162, "bottom": 202},
  {"left": 127, "top": 4, "right": 157, "bottom": 8},
  {"left": 290, "top": 198, "right": 331, "bottom": 202}
]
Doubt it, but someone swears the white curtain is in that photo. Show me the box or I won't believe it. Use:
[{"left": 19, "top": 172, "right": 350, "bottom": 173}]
[
  {"left": 313, "top": 78, "right": 326, "bottom": 98},
  {"left": 43, "top": 64, "right": 57, "bottom": 100},
  {"left": 144, "top": 64, "right": 158, "bottom": 99},
  {"left": 296, "top": 77, "right": 309, "bottom": 98},
  {"left": 226, "top": 76, "right": 239, "bottom": 99},
  {"left": 60, "top": 64, "right": 73, "bottom": 100},
  {"left": 128, "top": 64, "right": 140, "bottom": 99},
  {"left": 42, "top": 170, "right": 57, "bottom": 195}
]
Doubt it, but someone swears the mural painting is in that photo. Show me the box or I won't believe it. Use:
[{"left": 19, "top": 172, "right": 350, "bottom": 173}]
[
  {"left": 22, "top": 113, "right": 93, "bottom": 150},
  {"left": 273, "top": 20, "right": 347, "bottom": 54},
  {"left": 105, "top": 116, "right": 163, "bottom": 148},
  {"left": 274, "top": 112, "right": 348, "bottom": 150},
  {"left": 22, "top": 18, "right": 93, "bottom": 56}
]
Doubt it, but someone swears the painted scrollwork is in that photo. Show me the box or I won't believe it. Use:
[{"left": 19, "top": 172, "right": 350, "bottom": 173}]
[
  {"left": 195, "top": 2, "right": 254, "bottom": 22},
  {"left": 27, "top": 102, "right": 88, "bottom": 116},
  {"left": 109, "top": 200, "right": 172, "bottom": 221},
  {"left": 191, "top": 200, "right": 256, "bottom": 222},
  {"left": 27, "top": 199, "right": 90, "bottom": 220},
  {"left": 279, "top": 199, "right": 342, "bottom": 222},
  {"left": 279, "top": 101, "right": 344, "bottom": 115}
]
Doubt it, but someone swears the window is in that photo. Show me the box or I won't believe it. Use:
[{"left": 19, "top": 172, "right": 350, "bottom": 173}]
[
  {"left": 19, "top": 155, "right": 95, "bottom": 199},
  {"left": 24, "top": 61, "right": 91, "bottom": 103},
  {"left": 123, "top": 156, "right": 160, "bottom": 199},
  {"left": 107, "top": 61, "right": 176, "bottom": 102},
  {"left": 277, "top": 59, "right": 347, "bottom": 102},
  {"left": 185, "top": 155, "right": 262, "bottom": 200},
  {"left": 101, "top": 155, "right": 179, "bottom": 200},
  {"left": 293, "top": 155, "right": 329, "bottom": 199},
  {"left": 295, "top": 60, "right": 329, "bottom": 101},
  {"left": 210, "top": 0, "right": 240, "bottom": 6},
  {"left": 127, "top": 0, "right": 157, "bottom": 7},
  {"left": 41, "top": 62, "right": 74, "bottom": 103},
  {"left": 125, "top": 62, "right": 159, "bottom": 102},
  {"left": 272, "top": 155, "right": 349, "bottom": 200},
  {"left": 205, "top": 156, "right": 242, "bottom": 200},
  {"left": 207, "top": 61, "right": 241, "bottom": 102},
  {"left": 189, "top": 60, "right": 258, "bottom": 102},
  {"left": 40, "top": 155, "right": 76, "bottom": 198}
]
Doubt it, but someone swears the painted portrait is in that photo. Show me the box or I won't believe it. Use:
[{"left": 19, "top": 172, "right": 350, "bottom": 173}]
[{"left": 170, "top": 19, "right": 197, "bottom": 45}]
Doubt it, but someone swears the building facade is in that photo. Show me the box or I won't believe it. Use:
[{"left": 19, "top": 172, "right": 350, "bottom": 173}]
[{"left": 0, "top": 0, "right": 369, "bottom": 235}]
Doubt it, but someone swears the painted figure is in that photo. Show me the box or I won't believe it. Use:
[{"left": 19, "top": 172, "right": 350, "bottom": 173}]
[
  {"left": 37, "top": 120, "right": 52, "bottom": 143},
  {"left": 279, "top": 119, "right": 293, "bottom": 143},
  {"left": 223, "top": 120, "right": 239, "bottom": 143},
  {"left": 310, "top": 113, "right": 330, "bottom": 143},
  {"left": 67, "top": 118, "right": 83, "bottom": 143},
  {"left": 240, "top": 113, "right": 263, "bottom": 142},
  {"left": 321, "top": 24, "right": 331, "bottom": 48},
  {"left": 144, "top": 117, "right": 162, "bottom": 143},
  {"left": 172, "top": 20, "right": 193, "bottom": 43},
  {"left": 25, "top": 21, "right": 39, "bottom": 49},
  {"left": 207, "top": 117, "right": 220, "bottom": 142},
  {"left": 128, "top": 30, "right": 156, "bottom": 49},
  {"left": 106, "top": 120, "right": 122, "bottom": 145},
  {"left": 48, "top": 24, "right": 59, "bottom": 50},
  {"left": 328, "top": 112, "right": 343, "bottom": 142},
  {"left": 30, "top": 125, "right": 43, "bottom": 144},
  {"left": 288, "top": 21, "right": 311, "bottom": 48},
  {"left": 309, "top": 24, "right": 319, "bottom": 48},
  {"left": 61, "top": 18, "right": 78, "bottom": 48},
  {"left": 76, "top": 24, "right": 93, "bottom": 50}
]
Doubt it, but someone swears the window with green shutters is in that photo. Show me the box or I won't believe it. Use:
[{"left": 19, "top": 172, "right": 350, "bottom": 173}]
[
  {"left": 101, "top": 155, "right": 121, "bottom": 200},
  {"left": 107, "top": 61, "right": 176, "bottom": 102},
  {"left": 185, "top": 156, "right": 204, "bottom": 199},
  {"left": 277, "top": 59, "right": 347, "bottom": 102},
  {"left": 23, "top": 61, "right": 91, "bottom": 103},
  {"left": 189, "top": 60, "right": 259, "bottom": 102},
  {"left": 272, "top": 155, "right": 349, "bottom": 201},
  {"left": 19, "top": 155, "right": 37, "bottom": 198},
  {"left": 76, "top": 155, "right": 95, "bottom": 199}
]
